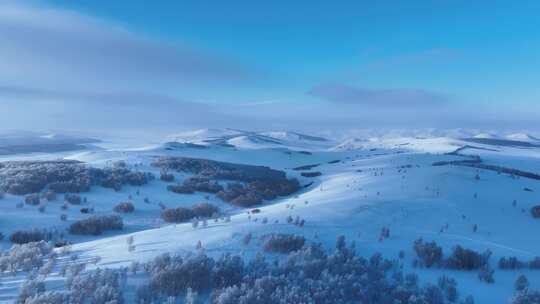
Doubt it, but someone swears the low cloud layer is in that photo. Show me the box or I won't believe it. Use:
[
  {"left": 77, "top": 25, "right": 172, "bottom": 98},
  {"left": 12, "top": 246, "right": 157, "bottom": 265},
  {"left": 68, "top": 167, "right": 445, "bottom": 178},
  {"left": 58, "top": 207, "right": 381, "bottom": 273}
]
[{"left": 307, "top": 83, "right": 449, "bottom": 107}]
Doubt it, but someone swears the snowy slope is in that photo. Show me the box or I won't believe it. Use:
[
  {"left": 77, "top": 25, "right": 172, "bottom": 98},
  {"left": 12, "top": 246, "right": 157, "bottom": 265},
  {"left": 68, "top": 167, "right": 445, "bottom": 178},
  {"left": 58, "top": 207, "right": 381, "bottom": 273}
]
[
  {"left": 60, "top": 141, "right": 540, "bottom": 302},
  {"left": 505, "top": 133, "right": 540, "bottom": 143},
  {"left": 164, "top": 128, "right": 334, "bottom": 151},
  {"left": 2, "top": 133, "right": 540, "bottom": 302}
]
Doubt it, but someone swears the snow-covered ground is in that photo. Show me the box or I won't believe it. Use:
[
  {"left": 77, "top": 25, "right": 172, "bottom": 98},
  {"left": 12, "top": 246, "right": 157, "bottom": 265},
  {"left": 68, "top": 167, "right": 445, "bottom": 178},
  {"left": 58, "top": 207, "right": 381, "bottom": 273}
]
[{"left": 1, "top": 129, "right": 540, "bottom": 302}]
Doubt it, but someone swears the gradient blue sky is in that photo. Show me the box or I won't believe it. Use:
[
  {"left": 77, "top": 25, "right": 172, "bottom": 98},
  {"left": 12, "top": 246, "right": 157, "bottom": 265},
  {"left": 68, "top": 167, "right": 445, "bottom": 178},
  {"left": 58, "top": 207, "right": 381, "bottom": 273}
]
[{"left": 0, "top": 0, "right": 539, "bottom": 133}]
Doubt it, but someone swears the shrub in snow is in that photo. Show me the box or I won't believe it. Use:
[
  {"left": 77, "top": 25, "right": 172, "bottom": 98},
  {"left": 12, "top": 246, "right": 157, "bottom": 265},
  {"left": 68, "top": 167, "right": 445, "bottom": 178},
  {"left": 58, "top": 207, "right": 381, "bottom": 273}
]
[
  {"left": 183, "top": 177, "right": 224, "bottom": 194},
  {"left": 515, "top": 275, "right": 529, "bottom": 291},
  {"left": 160, "top": 171, "right": 175, "bottom": 182},
  {"left": 228, "top": 192, "right": 261, "bottom": 207},
  {"left": 445, "top": 246, "right": 490, "bottom": 270},
  {"left": 478, "top": 265, "right": 495, "bottom": 283},
  {"left": 413, "top": 238, "right": 443, "bottom": 268},
  {"left": 213, "top": 254, "right": 244, "bottom": 289},
  {"left": 300, "top": 171, "right": 322, "bottom": 177},
  {"left": 438, "top": 275, "right": 458, "bottom": 302},
  {"left": 67, "top": 268, "right": 126, "bottom": 304},
  {"left": 64, "top": 193, "right": 82, "bottom": 205},
  {"left": 114, "top": 160, "right": 127, "bottom": 168},
  {"left": 414, "top": 239, "right": 491, "bottom": 272},
  {"left": 113, "top": 202, "right": 135, "bottom": 213},
  {"left": 43, "top": 190, "right": 56, "bottom": 201},
  {"left": 161, "top": 207, "right": 195, "bottom": 223},
  {"left": 216, "top": 183, "right": 245, "bottom": 202},
  {"left": 25, "top": 194, "right": 40, "bottom": 205},
  {"left": 69, "top": 215, "right": 123, "bottom": 235},
  {"left": 286, "top": 216, "right": 293, "bottom": 224},
  {"left": 0, "top": 241, "right": 53, "bottom": 273},
  {"left": 23, "top": 291, "right": 68, "bottom": 304},
  {"left": 192, "top": 203, "right": 220, "bottom": 218},
  {"left": 262, "top": 234, "right": 305, "bottom": 253},
  {"left": 17, "top": 279, "right": 46, "bottom": 304},
  {"left": 529, "top": 257, "right": 540, "bottom": 269},
  {"left": 126, "top": 236, "right": 136, "bottom": 252},
  {"left": 511, "top": 290, "right": 540, "bottom": 304},
  {"left": 161, "top": 203, "right": 218, "bottom": 223},
  {"left": 499, "top": 256, "right": 525, "bottom": 270},
  {"left": 167, "top": 184, "right": 194, "bottom": 194},
  {"left": 379, "top": 227, "right": 390, "bottom": 241},
  {"left": 80, "top": 207, "right": 94, "bottom": 214},
  {"left": 148, "top": 253, "right": 214, "bottom": 295},
  {"left": 531, "top": 205, "right": 540, "bottom": 218},
  {"left": 10, "top": 229, "right": 47, "bottom": 244}
]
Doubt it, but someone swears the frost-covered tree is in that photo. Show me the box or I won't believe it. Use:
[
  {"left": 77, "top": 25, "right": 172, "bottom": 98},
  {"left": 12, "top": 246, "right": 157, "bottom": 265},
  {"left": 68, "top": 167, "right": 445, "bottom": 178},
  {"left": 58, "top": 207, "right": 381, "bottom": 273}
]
[
  {"left": 511, "top": 290, "right": 540, "bottom": 304},
  {"left": 113, "top": 202, "right": 135, "bottom": 213},
  {"left": 262, "top": 234, "right": 305, "bottom": 253},
  {"left": 69, "top": 215, "right": 123, "bottom": 235},
  {"left": 17, "top": 279, "right": 45, "bottom": 304},
  {"left": 438, "top": 275, "right": 458, "bottom": 302},
  {"left": 24, "top": 291, "right": 68, "bottom": 304},
  {"left": 515, "top": 274, "right": 529, "bottom": 291},
  {"left": 131, "top": 236, "right": 471, "bottom": 304},
  {"left": 478, "top": 265, "right": 495, "bottom": 284},
  {"left": 413, "top": 238, "right": 443, "bottom": 268}
]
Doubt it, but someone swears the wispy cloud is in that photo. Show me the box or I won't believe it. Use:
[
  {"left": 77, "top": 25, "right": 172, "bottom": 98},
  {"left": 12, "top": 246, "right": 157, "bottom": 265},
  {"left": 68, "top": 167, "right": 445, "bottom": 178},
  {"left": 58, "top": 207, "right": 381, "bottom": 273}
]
[
  {"left": 307, "top": 83, "right": 449, "bottom": 107},
  {"left": 0, "top": 2, "right": 266, "bottom": 133},
  {"left": 0, "top": 3, "right": 255, "bottom": 93}
]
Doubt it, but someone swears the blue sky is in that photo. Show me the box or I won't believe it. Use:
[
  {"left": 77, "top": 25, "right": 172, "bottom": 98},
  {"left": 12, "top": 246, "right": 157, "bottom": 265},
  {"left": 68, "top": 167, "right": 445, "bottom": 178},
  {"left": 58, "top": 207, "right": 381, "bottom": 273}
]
[{"left": 0, "top": 0, "right": 539, "bottom": 132}]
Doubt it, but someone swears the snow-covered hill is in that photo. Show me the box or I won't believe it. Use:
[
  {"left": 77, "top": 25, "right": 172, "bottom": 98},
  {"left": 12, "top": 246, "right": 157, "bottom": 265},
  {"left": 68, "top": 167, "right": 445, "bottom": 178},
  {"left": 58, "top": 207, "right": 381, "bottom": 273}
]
[
  {"left": 2, "top": 131, "right": 540, "bottom": 302},
  {"left": 165, "top": 128, "right": 335, "bottom": 150},
  {"left": 505, "top": 133, "right": 540, "bottom": 143}
]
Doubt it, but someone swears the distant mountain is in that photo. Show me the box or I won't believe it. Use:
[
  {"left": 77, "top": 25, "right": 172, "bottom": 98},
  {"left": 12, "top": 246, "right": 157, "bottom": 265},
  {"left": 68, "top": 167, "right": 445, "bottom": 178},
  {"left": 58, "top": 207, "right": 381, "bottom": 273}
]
[
  {"left": 332, "top": 138, "right": 369, "bottom": 151},
  {"left": 472, "top": 132, "right": 499, "bottom": 139},
  {"left": 261, "top": 131, "right": 329, "bottom": 142},
  {"left": 505, "top": 133, "right": 540, "bottom": 143},
  {"left": 165, "top": 128, "right": 333, "bottom": 150}
]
